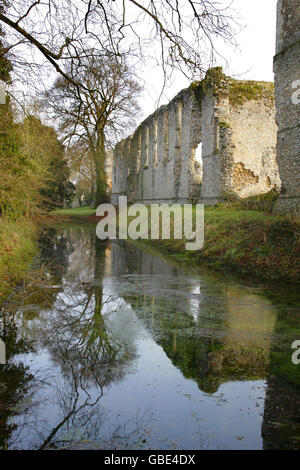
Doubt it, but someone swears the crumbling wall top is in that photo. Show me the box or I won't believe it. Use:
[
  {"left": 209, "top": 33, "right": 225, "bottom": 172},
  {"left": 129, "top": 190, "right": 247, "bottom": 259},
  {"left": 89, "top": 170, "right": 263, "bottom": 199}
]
[{"left": 190, "top": 67, "right": 274, "bottom": 109}]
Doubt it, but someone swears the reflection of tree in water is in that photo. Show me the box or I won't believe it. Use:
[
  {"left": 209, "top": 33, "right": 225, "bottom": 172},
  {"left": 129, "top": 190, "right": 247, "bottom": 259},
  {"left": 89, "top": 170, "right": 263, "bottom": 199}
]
[
  {"left": 38, "top": 227, "right": 71, "bottom": 281},
  {"left": 6, "top": 227, "right": 300, "bottom": 449},
  {"left": 41, "top": 236, "right": 134, "bottom": 378},
  {"left": 15, "top": 227, "right": 74, "bottom": 317},
  {"left": 1, "top": 228, "right": 141, "bottom": 449},
  {"left": 0, "top": 312, "right": 36, "bottom": 449},
  {"left": 30, "top": 235, "right": 137, "bottom": 449}
]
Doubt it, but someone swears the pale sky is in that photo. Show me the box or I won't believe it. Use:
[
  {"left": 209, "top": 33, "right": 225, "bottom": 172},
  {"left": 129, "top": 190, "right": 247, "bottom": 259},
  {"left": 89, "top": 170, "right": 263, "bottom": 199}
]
[
  {"left": 140, "top": 0, "right": 278, "bottom": 118},
  {"left": 227, "top": 0, "right": 278, "bottom": 81}
]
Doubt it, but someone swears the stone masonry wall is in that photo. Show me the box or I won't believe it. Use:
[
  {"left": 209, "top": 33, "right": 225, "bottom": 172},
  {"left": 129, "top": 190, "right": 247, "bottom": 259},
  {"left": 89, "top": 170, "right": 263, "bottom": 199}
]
[
  {"left": 273, "top": 0, "right": 300, "bottom": 215},
  {"left": 112, "top": 68, "right": 280, "bottom": 205},
  {"left": 112, "top": 87, "right": 202, "bottom": 205}
]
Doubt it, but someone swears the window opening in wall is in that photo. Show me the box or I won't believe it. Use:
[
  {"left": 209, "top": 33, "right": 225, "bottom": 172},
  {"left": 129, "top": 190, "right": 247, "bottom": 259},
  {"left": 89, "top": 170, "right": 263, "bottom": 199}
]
[
  {"left": 195, "top": 142, "right": 203, "bottom": 178},
  {"left": 137, "top": 132, "right": 141, "bottom": 172},
  {"left": 153, "top": 119, "right": 158, "bottom": 167},
  {"left": 144, "top": 127, "right": 149, "bottom": 168}
]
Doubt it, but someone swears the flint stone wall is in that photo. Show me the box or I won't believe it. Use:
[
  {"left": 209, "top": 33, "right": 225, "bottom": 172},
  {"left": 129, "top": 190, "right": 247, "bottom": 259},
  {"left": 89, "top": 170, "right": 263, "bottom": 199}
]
[
  {"left": 112, "top": 69, "right": 280, "bottom": 205},
  {"left": 273, "top": 0, "right": 300, "bottom": 215}
]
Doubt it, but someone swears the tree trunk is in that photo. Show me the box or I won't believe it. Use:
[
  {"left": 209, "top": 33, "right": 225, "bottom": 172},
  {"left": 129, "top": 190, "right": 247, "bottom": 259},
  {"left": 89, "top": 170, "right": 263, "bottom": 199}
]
[{"left": 94, "top": 128, "right": 107, "bottom": 207}]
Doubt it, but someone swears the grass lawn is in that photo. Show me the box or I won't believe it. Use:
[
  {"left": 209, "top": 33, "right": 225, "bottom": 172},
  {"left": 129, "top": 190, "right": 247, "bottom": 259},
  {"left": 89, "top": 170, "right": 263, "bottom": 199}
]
[
  {"left": 203, "top": 205, "right": 287, "bottom": 222},
  {"left": 51, "top": 206, "right": 96, "bottom": 217}
]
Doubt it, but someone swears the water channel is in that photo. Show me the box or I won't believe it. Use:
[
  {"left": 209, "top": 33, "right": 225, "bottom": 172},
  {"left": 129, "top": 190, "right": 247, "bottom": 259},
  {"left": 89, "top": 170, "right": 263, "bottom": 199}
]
[{"left": 0, "top": 224, "right": 299, "bottom": 450}]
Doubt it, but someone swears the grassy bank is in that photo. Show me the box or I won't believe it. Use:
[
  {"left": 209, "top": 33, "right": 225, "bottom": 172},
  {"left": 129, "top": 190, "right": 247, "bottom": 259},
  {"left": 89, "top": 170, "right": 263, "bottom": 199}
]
[
  {"left": 53, "top": 204, "right": 300, "bottom": 284},
  {"left": 145, "top": 206, "right": 300, "bottom": 284},
  {"left": 0, "top": 218, "right": 38, "bottom": 300}
]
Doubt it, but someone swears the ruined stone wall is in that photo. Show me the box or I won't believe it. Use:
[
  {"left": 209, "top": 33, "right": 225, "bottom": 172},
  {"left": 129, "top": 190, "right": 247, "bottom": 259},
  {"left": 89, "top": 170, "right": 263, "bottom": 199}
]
[
  {"left": 273, "top": 0, "right": 300, "bottom": 215},
  {"left": 112, "top": 69, "right": 279, "bottom": 205},
  {"left": 112, "top": 87, "right": 202, "bottom": 205},
  {"left": 215, "top": 78, "right": 280, "bottom": 201}
]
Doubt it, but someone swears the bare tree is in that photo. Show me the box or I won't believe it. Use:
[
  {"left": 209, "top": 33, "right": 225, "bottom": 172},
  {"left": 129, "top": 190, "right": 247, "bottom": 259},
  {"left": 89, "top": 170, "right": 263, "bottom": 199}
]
[
  {"left": 0, "top": 0, "right": 235, "bottom": 90},
  {"left": 44, "top": 52, "right": 141, "bottom": 205},
  {"left": 1, "top": 1, "right": 235, "bottom": 208}
]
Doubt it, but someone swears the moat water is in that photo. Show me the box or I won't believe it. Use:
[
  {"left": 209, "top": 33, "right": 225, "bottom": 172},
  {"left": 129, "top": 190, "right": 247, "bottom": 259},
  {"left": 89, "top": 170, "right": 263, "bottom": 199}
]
[{"left": 0, "top": 224, "right": 299, "bottom": 450}]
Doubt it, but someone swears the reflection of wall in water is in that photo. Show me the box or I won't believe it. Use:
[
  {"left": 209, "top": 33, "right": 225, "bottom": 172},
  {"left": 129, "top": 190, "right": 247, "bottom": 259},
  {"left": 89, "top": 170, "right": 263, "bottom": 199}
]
[
  {"left": 110, "top": 240, "right": 183, "bottom": 277},
  {"left": 224, "top": 289, "right": 276, "bottom": 349},
  {"left": 109, "top": 241, "right": 275, "bottom": 394},
  {"left": 63, "top": 227, "right": 97, "bottom": 283}
]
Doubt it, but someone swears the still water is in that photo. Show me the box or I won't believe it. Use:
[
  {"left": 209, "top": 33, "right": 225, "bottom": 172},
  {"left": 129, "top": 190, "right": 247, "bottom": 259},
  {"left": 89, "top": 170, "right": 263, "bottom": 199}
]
[{"left": 0, "top": 224, "right": 299, "bottom": 450}]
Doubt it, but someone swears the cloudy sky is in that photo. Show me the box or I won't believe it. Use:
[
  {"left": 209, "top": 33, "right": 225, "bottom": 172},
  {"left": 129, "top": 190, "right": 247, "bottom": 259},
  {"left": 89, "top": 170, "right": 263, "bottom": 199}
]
[{"left": 141, "top": 0, "right": 278, "bottom": 118}]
